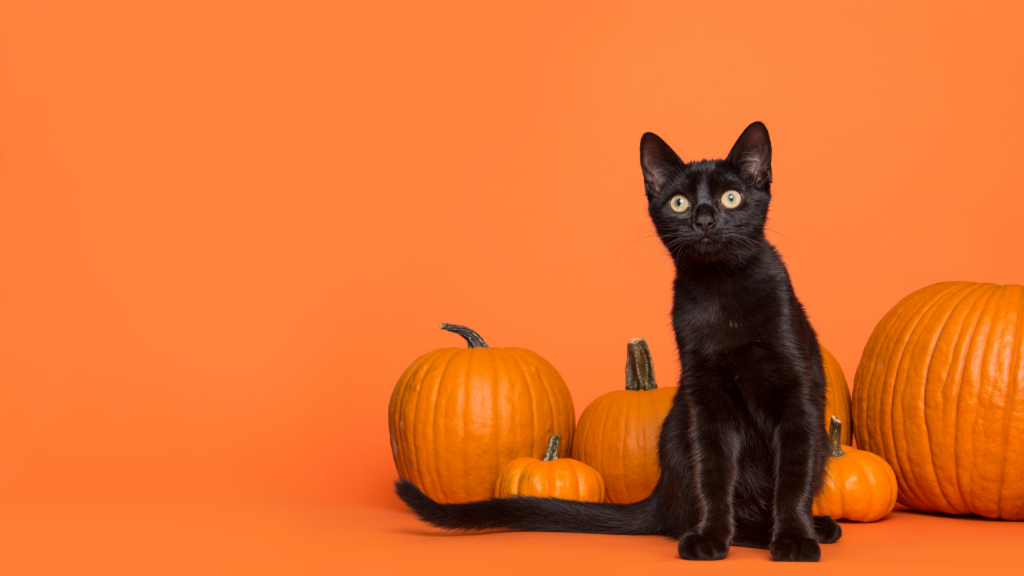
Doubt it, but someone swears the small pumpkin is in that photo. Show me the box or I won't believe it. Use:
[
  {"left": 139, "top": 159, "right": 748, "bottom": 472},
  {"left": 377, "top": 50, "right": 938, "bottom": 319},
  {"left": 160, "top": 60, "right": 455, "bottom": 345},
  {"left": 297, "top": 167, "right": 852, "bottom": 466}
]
[
  {"left": 853, "top": 282, "right": 1024, "bottom": 519},
  {"left": 813, "top": 417, "right": 898, "bottom": 522},
  {"left": 571, "top": 339, "right": 676, "bottom": 503},
  {"left": 389, "top": 324, "right": 576, "bottom": 504},
  {"left": 821, "top": 344, "right": 853, "bottom": 446},
  {"left": 495, "top": 434, "right": 605, "bottom": 502}
]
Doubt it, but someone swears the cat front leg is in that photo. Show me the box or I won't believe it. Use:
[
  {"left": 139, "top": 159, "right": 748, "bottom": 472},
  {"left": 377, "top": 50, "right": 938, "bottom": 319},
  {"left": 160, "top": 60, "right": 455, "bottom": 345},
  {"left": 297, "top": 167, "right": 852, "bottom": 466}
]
[
  {"left": 677, "top": 366, "right": 743, "bottom": 561},
  {"left": 733, "top": 344, "right": 822, "bottom": 561},
  {"left": 767, "top": 401, "right": 821, "bottom": 561}
]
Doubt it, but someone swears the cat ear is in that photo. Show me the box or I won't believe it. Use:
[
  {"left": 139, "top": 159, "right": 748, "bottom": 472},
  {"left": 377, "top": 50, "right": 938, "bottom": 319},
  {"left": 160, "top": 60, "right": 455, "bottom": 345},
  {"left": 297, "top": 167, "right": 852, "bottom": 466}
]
[
  {"left": 726, "top": 122, "right": 772, "bottom": 188},
  {"left": 640, "top": 132, "right": 683, "bottom": 196}
]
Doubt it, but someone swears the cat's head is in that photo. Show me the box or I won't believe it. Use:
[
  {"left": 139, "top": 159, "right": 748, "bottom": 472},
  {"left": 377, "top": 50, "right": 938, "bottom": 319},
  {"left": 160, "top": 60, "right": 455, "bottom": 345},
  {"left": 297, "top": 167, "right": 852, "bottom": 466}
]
[{"left": 641, "top": 122, "right": 772, "bottom": 264}]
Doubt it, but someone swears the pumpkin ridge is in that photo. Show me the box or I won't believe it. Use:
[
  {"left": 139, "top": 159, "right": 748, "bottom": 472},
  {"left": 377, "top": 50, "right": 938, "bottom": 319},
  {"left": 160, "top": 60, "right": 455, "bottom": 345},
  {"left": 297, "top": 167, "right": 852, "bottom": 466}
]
[
  {"left": 855, "top": 304, "right": 901, "bottom": 468},
  {"left": 401, "top": 350, "right": 431, "bottom": 494},
  {"left": 920, "top": 283, "right": 991, "bottom": 512},
  {"left": 502, "top": 350, "right": 529, "bottom": 490},
  {"left": 389, "top": 353, "right": 417, "bottom": 478},
  {"left": 933, "top": 284, "right": 993, "bottom": 513},
  {"left": 618, "top": 397, "right": 630, "bottom": 502},
  {"left": 886, "top": 284, "right": 963, "bottom": 509},
  {"left": 404, "top": 351, "right": 448, "bottom": 483},
  {"left": 947, "top": 286, "right": 998, "bottom": 515},
  {"left": 946, "top": 284, "right": 995, "bottom": 512},
  {"left": 417, "top": 348, "right": 458, "bottom": 502},
  {"left": 965, "top": 285, "right": 1009, "bottom": 516},
  {"left": 503, "top": 348, "right": 539, "bottom": 460},
  {"left": 535, "top": 349, "right": 576, "bottom": 454},
  {"left": 900, "top": 283, "right": 977, "bottom": 510},
  {"left": 518, "top": 348, "right": 574, "bottom": 455},
  {"left": 492, "top": 350, "right": 505, "bottom": 497},
  {"left": 438, "top": 349, "right": 468, "bottom": 503},
  {"left": 858, "top": 286, "right": 940, "bottom": 488},
  {"left": 601, "top": 396, "right": 621, "bottom": 499},
  {"left": 978, "top": 288, "right": 1011, "bottom": 516},
  {"left": 391, "top": 351, "right": 433, "bottom": 482},
  {"left": 609, "top": 397, "right": 627, "bottom": 501},
  {"left": 505, "top": 459, "right": 524, "bottom": 493},
  {"left": 592, "top": 396, "right": 610, "bottom": 497},
  {"left": 392, "top": 353, "right": 422, "bottom": 480},
  {"left": 995, "top": 286, "right": 1023, "bottom": 518},
  {"left": 979, "top": 286, "right": 1019, "bottom": 517},
  {"left": 999, "top": 286, "right": 1024, "bottom": 516},
  {"left": 501, "top": 344, "right": 532, "bottom": 461},
  {"left": 913, "top": 284, "right": 987, "bottom": 512},
  {"left": 508, "top": 348, "right": 544, "bottom": 458},
  {"left": 478, "top": 348, "right": 498, "bottom": 501},
  {"left": 569, "top": 461, "right": 581, "bottom": 500}
]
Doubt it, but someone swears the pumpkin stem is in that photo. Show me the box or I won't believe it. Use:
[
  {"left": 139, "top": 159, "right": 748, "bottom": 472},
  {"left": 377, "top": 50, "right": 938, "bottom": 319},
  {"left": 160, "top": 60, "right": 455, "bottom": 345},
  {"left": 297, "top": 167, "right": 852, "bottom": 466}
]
[
  {"left": 828, "top": 416, "right": 846, "bottom": 457},
  {"left": 439, "top": 323, "right": 489, "bottom": 348},
  {"left": 625, "top": 338, "right": 658, "bottom": 391},
  {"left": 543, "top": 434, "right": 560, "bottom": 461}
]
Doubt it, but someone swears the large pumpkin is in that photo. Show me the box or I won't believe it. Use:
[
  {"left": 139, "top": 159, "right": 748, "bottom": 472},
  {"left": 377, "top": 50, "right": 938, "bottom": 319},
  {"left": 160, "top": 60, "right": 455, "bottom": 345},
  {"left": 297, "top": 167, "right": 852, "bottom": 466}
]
[
  {"left": 813, "top": 417, "right": 898, "bottom": 522},
  {"left": 571, "top": 339, "right": 676, "bottom": 503},
  {"left": 389, "top": 324, "right": 576, "bottom": 503},
  {"left": 495, "top": 434, "right": 605, "bottom": 502},
  {"left": 821, "top": 345, "right": 853, "bottom": 446},
  {"left": 853, "top": 282, "right": 1024, "bottom": 519}
]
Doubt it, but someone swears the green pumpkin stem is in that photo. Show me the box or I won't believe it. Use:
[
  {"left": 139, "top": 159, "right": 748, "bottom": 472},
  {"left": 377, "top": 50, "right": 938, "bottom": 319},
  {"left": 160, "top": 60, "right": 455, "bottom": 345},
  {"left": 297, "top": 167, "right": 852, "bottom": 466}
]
[
  {"left": 439, "top": 323, "right": 489, "bottom": 348},
  {"left": 543, "top": 434, "right": 560, "bottom": 461},
  {"left": 828, "top": 416, "right": 846, "bottom": 457},
  {"left": 625, "top": 338, "right": 658, "bottom": 391}
]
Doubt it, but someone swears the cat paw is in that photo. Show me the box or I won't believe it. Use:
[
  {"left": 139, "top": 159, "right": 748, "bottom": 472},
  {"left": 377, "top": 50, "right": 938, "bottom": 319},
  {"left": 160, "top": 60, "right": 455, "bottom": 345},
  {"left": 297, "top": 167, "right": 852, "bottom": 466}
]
[
  {"left": 678, "top": 533, "right": 730, "bottom": 561},
  {"left": 813, "top": 515, "right": 842, "bottom": 544},
  {"left": 769, "top": 535, "right": 821, "bottom": 562}
]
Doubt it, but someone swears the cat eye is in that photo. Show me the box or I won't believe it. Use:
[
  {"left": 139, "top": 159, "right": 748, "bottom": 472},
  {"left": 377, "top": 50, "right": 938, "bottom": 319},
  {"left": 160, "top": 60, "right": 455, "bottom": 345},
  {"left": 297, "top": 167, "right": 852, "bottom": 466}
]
[
  {"left": 721, "top": 191, "right": 741, "bottom": 209},
  {"left": 669, "top": 195, "right": 690, "bottom": 213}
]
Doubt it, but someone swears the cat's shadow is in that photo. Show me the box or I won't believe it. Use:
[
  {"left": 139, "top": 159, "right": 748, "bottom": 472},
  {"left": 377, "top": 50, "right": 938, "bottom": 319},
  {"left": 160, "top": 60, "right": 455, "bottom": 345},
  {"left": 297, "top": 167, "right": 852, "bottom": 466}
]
[{"left": 393, "top": 527, "right": 507, "bottom": 537}]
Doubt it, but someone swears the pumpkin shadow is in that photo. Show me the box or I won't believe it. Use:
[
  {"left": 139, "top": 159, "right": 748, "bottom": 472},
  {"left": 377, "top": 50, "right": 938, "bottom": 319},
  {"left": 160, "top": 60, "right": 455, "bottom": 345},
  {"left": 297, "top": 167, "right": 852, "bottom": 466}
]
[{"left": 890, "top": 506, "right": 1007, "bottom": 522}]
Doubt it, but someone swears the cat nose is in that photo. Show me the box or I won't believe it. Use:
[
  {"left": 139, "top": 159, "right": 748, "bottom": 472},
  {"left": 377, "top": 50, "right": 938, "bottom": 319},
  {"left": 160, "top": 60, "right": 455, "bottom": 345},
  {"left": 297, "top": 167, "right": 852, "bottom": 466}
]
[{"left": 694, "top": 206, "right": 716, "bottom": 234}]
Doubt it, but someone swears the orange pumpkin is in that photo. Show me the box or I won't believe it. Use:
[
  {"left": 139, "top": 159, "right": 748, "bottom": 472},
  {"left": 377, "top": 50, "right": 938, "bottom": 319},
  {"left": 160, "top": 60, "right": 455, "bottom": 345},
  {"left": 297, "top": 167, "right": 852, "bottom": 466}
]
[
  {"left": 853, "top": 282, "right": 1024, "bottom": 519},
  {"left": 813, "top": 417, "right": 898, "bottom": 522},
  {"left": 495, "top": 434, "right": 605, "bottom": 502},
  {"left": 821, "top": 345, "right": 853, "bottom": 446},
  {"left": 389, "top": 324, "right": 576, "bottom": 503},
  {"left": 571, "top": 339, "right": 676, "bottom": 503}
]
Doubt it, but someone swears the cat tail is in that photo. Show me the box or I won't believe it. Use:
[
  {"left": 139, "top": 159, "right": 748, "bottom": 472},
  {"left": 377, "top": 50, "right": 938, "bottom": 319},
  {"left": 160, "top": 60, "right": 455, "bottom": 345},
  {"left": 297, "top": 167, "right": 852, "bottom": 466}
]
[{"left": 395, "top": 479, "right": 665, "bottom": 535}]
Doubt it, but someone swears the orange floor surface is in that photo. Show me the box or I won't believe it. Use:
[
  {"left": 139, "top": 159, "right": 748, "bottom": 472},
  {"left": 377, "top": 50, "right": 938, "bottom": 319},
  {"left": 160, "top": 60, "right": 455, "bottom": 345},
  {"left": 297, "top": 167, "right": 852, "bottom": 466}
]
[{"left": 1, "top": 502, "right": 1021, "bottom": 575}]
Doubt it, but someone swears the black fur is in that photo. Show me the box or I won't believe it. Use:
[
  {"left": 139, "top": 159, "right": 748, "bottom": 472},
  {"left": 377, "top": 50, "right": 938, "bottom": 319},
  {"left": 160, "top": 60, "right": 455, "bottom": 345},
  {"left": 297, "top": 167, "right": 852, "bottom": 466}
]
[{"left": 396, "top": 122, "right": 840, "bottom": 562}]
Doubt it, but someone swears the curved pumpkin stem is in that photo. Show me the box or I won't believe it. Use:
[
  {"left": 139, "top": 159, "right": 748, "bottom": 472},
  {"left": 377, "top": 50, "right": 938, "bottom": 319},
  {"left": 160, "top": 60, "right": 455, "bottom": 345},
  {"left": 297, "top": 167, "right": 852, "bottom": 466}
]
[
  {"left": 625, "top": 338, "right": 657, "bottom": 391},
  {"left": 828, "top": 416, "right": 846, "bottom": 457},
  {"left": 543, "top": 434, "right": 560, "bottom": 461},
  {"left": 440, "top": 323, "right": 489, "bottom": 348}
]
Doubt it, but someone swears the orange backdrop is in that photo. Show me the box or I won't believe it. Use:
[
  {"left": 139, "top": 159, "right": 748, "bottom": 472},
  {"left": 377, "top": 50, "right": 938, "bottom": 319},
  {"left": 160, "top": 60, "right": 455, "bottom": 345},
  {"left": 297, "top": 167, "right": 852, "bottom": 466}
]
[{"left": 2, "top": 0, "right": 1024, "bottom": 563}]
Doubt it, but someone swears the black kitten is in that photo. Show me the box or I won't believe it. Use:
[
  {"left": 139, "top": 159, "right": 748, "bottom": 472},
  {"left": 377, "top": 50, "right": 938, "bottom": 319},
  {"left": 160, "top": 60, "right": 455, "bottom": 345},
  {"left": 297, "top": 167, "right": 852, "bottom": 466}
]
[{"left": 395, "top": 122, "right": 839, "bottom": 562}]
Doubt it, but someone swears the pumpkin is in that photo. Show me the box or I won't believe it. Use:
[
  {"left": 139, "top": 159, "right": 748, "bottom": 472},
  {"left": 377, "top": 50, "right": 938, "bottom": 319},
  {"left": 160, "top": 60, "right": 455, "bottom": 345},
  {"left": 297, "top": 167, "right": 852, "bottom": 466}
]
[
  {"left": 495, "top": 434, "right": 605, "bottom": 502},
  {"left": 389, "top": 324, "right": 576, "bottom": 504},
  {"left": 813, "top": 417, "right": 898, "bottom": 522},
  {"left": 571, "top": 339, "right": 676, "bottom": 503},
  {"left": 821, "top": 344, "right": 853, "bottom": 446},
  {"left": 853, "top": 282, "right": 1024, "bottom": 519}
]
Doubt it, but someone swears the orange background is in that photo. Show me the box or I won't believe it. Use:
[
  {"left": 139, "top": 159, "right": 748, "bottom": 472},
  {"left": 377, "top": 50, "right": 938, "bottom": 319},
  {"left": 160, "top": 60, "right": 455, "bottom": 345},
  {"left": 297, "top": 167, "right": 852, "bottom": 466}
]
[{"left": 2, "top": 1, "right": 1023, "bottom": 573}]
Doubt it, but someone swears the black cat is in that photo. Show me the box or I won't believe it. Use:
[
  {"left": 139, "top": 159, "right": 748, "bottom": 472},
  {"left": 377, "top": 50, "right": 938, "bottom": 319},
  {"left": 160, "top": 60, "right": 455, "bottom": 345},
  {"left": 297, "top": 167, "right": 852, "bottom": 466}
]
[{"left": 395, "top": 122, "right": 839, "bottom": 562}]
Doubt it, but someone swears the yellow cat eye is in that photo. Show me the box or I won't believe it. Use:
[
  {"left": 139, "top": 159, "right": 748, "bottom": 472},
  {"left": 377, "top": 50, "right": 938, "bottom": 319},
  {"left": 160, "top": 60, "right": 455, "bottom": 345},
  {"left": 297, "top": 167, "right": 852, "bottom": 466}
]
[
  {"left": 721, "top": 190, "right": 741, "bottom": 209},
  {"left": 670, "top": 195, "right": 690, "bottom": 213}
]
